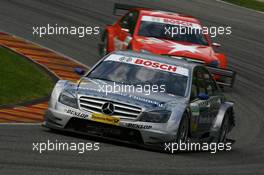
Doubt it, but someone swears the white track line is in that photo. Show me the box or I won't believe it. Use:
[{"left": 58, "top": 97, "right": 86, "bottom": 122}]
[{"left": 216, "top": 0, "right": 264, "bottom": 14}]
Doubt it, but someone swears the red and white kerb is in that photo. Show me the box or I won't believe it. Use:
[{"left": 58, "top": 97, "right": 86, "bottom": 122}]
[{"left": 105, "top": 54, "right": 189, "bottom": 76}]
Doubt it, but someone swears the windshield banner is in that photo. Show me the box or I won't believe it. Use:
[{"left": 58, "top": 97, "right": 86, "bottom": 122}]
[
  {"left": 105, "top": 54, "right": 189, "bottom": 76},
  {"left": 141, "top": 15, "right": 202, "bottom": 29}
]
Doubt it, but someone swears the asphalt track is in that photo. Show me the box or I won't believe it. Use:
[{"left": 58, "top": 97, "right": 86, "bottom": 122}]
[{"left": 0, "top": 0, "right": 264, "bottom": 174}]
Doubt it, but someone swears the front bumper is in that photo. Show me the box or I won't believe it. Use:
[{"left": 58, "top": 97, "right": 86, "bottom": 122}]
[{"left": 43, "top": 108, "right": 176, "bottom": 145}]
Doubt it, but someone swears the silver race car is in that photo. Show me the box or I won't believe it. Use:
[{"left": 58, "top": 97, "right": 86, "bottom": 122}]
[{"left": 43, "top": 51, "right": 236, "bottom": 147}]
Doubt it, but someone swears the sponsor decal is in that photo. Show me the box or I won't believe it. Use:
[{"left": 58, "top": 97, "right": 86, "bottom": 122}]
[
  {"left": 141, "top": 16, "right": 201, "bottom": 29},
  {"left": 128, "top": 95, "right": 164, "bottom": 107},
  {"left": 65, "top": 109, "right": 89, "bottom": 119},
  {"left": 134, "top": 58, "right": 177, "bottom": 73},
  {"left": 91, "top": 113, "right": 120, "bottom": 125},
  {"left": 105, "top": 54, "right": 189, "bottom": 76},
  {"left": 119, "top": 56, "right": 133, "bottom": 63},
  {"left": 126, "top": 123, "right": 152, "bottom": 129},
  {"left": 190, "top": 103, "right": 200, "bottom": 116}
]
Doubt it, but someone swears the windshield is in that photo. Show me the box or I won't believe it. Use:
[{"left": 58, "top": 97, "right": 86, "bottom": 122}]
[
  {"left": 138, "top": 20, "right": 208, "bottom": 46},
  {"left": 87, "top": 55, "right": 189, "bottom": 97}
]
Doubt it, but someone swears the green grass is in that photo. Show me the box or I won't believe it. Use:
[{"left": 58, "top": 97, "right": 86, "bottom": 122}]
[
  {"left": 224, "top": 0, "right": 264, "bottom": 12},
  {"left": 0, "top": 47, "right": 54, "bottom": 105}
]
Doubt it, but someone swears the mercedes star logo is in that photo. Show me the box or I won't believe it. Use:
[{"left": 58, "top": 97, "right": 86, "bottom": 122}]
[{"left": 101, "top": 102, "right": 115, "bottom": 115}]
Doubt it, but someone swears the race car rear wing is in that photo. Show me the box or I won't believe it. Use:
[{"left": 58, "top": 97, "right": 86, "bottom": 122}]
[
  {"left": 113, "top": 3, "right": 148, "bottom": 15},
  {"left": 206, "top": 66, "right": 236, "bottom": 88}
]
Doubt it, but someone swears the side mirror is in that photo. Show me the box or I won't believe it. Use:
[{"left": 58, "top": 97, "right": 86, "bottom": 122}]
[
  {"left": 74, "top": 67, "right": 85, "bottom": 76},
  {"left": 212, "top": 43, "right": 221, "bottom": 47},
  {"left": 197, "top": 92, "right": 209, "bottom": 100}
]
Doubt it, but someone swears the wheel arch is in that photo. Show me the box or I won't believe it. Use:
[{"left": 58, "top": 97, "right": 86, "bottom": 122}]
[
  {"left": 49, "top": 80, "right": 72, "bottom": 109},
  {"left": 185, "top": 107, "right": 192, "bottom": 137},
  {"left": 210, "top": 101, "right": 235, "bottom": 138},
  {"left": 168, "top": 103, "right": 190, "bottom": 136}
]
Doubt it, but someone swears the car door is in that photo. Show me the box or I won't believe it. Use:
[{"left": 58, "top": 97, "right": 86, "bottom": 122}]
[
  {"left": 202, "top": 68, "right": 222, "bottom": 129},
  {"left": 114, "top": 11, "right": 139, "bottom": 50},
  {"left": 190, "top": 67, "right": 214, "bottom": 135}
]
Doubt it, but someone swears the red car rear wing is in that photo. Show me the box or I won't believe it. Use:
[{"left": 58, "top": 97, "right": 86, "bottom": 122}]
[
  {"left": 113, "top": 3, "right": 149, "bottom": 15},
  {"left": 206, "top": 66, "right": 236, "bottom": 88}
]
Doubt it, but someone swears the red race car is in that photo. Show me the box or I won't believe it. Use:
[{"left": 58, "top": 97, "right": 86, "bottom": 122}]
[{"left": 99, "top": 4, "right": 228, "bottom": 70}]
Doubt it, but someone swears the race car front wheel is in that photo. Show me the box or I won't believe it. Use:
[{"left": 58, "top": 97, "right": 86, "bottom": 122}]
[{"left": 175, "top": 113, "right": 189, "bottom": 143}]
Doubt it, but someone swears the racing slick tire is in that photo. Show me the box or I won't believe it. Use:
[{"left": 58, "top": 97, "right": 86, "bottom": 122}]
[
  {"left": 175, "top": 112, "right": 189, "bottom": 143},
  {"left": 99, "top": 30, "right": 108, "bottom": 57},
  {"left": 217, "top": 113, "right": 230, "bottom": 143}
]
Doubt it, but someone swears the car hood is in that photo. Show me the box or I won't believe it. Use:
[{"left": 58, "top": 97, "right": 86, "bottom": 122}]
[
  {"left": 75, "top": 78, "right": 186, "bottom": 110},
  {"left": 135, "top": 36, "right": 216, "bottom": 63}
]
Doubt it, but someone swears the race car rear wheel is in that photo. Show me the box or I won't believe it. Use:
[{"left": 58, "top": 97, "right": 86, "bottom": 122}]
[
  {"left": 175, "top": 113, "right": 189, "bottom": 143},
  {"left": 217, "top": 113, "right": 230, "bottom": 143}
]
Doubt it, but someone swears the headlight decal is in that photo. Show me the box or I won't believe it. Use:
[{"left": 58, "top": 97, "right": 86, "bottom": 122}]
[
  {"left": 139, "top": 110, "right": 171, "bottom": 123},
  {"left": 58, "top": 91, "right": 78, "bottom": 109}
]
